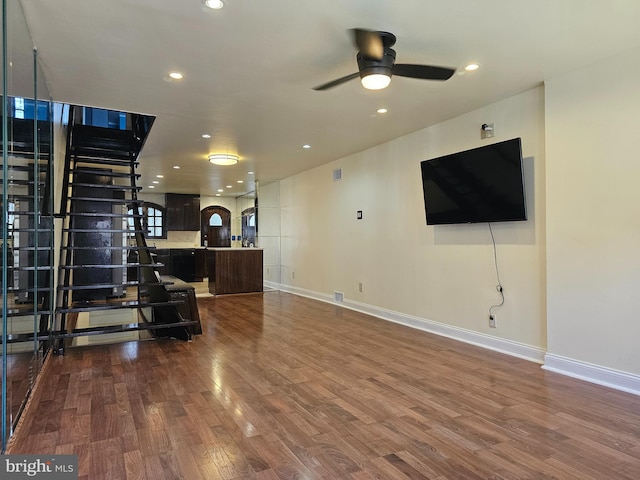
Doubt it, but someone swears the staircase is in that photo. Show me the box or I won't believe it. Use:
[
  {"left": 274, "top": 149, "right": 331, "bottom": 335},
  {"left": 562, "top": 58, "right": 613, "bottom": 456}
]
[{"left": 53, "top": 106, "right": 196, "bottom": 353}]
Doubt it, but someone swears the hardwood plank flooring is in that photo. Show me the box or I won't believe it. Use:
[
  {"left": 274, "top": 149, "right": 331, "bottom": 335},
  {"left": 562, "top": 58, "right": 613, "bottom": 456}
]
[{"left": 7, "top": 291, "right": 640, "bottom": 479}]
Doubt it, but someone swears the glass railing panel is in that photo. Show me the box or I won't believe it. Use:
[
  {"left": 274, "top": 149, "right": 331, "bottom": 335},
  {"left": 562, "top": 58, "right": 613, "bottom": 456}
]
[
  {"left": 254, "top": 181, "right": 281, "bottom": 290},
  {"left": 1, "top": 0, "right": 53, "bottom": 451}
]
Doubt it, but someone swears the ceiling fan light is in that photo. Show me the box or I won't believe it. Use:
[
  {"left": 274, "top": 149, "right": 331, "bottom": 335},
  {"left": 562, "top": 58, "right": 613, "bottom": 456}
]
[
  {"left": 209, "top": 154, "right": 239, "bottom": 166},
  {"left": 203, "top": 0, "right": 224, "bottom": 9},
  {"left": 361, "top": 73, "right": 391, "bottom": 90}
]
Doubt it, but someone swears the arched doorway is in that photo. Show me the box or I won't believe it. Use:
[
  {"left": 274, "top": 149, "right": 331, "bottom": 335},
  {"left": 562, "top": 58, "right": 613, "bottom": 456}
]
[
  {"left": 241, "top": 207, "right": 256, "bottom": 247},
  {"left": 201, "top": 206, "right": 231, "bottom": 247}
]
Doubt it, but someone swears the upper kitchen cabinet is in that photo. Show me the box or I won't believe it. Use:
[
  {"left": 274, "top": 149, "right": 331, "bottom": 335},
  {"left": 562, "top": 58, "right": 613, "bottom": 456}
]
[{"left": 166, "top": 193, "right": 200, "bottom": 231}]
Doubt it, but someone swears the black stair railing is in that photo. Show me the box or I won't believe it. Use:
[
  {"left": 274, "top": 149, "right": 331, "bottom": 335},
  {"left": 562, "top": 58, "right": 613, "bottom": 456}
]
[{"left": 52, "top": 106, "right": 195, "bottom": 353}]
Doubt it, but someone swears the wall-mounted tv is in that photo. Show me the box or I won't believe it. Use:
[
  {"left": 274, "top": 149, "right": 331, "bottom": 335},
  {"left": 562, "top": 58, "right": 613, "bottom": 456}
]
[{"left": 420, "top": 138, "right": 527, "bottom": 225}]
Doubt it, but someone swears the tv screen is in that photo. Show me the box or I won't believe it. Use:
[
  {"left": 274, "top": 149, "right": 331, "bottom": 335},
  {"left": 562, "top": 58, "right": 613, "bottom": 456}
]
[{"left": 420, "top": 138, "right": 527, "bottom": 225}]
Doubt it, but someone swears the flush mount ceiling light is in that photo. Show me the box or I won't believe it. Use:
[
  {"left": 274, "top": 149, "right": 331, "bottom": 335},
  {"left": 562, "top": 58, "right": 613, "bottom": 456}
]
[
  {"left": 465, "top": 63, "right": 480, "bottom": 71},
  {"left": 168, "top": 71, "right": 183, "bottom": 80},
  {"left": 203, "top": 0, "right": 224, "bottom": 9},
  {"left": 208, "top": 153, "right": 239, "bottom": 166}
]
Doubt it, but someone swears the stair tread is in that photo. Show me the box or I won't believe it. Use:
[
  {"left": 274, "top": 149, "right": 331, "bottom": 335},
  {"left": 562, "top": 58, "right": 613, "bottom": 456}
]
[
  {"left": 0, "top": 320, "right": 196, "bottom": 343},
  {"left": 70, "top": 168, "right": 139, "bottom": 178},
  {"left": 66, "top": 211, "right": 142, "bottom": 218},
  {"left": 52, "top": 319, "right": 197, "bottom": 338},
  {"left": 55, "top": 299, "right": 187, "bottom": 315},
  {"left": 70, "top": 182, "right": 141, "bottom": 190},
  {"left": 72, "top": 156, "right": 139, "bottom": 166},
  {"left": 60, "top": 245, "right": 157, "bottom": 250},
  {"left": 68, "top": 196, "right": 142, "bottom": 204},
  {"left": 56, "top": 279, "right": 172, "bottom": 290},
  {"left": 62, "top": 228, "right": 142, "bottom": 233},
  {"left": 58, "top": 263, "right": 162, "bottom": 269}
]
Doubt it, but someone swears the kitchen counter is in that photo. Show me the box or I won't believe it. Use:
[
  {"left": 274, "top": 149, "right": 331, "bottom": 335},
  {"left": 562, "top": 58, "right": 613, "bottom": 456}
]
[{"left": 206, "top": 248, "right": 263, "bottom": 295}]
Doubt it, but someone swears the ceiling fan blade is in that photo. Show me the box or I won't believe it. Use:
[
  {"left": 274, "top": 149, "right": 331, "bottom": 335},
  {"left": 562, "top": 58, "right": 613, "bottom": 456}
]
[
  {"left": 351, "top": 28, "right": 383, "bottom": 60},
  {"left": 312, "top": 72, "right": 360, "bottom": 91},
  {"left": 393, "top": 64, "right": 456, "bottom": 81}
]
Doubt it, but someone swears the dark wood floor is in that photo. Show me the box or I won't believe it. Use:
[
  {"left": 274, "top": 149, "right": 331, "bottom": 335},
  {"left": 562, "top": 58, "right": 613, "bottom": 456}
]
[
  {"left": 7, "top": 291, "right": 640, "bottom": 479},
  {"left": 6, "top": 351, "right": 36, "bottom": 426}
]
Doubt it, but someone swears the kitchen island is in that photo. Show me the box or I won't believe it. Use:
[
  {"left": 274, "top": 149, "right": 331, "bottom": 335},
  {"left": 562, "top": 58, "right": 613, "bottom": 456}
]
[{"left": 206, "top": 248, "right": 263, "bottom": 295}]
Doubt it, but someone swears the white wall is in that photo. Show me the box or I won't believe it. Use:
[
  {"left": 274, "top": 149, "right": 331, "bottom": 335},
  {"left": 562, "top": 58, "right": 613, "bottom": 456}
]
[
  {"left": 545, "top": 46, "right": 640, "bottom": 379},
  {"left": 276, "top": 49, "right": 640, "bottom": 393},
  {"left": 279, "top": 86, "right": 546, "bottom": 360}
]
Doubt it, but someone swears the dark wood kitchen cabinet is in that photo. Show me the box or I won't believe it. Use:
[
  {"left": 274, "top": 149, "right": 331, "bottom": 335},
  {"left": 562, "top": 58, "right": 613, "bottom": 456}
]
[
  {"left": 166, "top": 193, "right": 200, "bottom": 231},
  {"left": 140, "top": 248, "right": 205, "bottom": 283},
  {"left": 194, "top": 248, "right": 207, "bottom": 280},
  {"left": 170, "top": 249, "right": 197, "bottom": 282},
  {"left": 153, "top": 249, "right": 171, "bottom": 275}
]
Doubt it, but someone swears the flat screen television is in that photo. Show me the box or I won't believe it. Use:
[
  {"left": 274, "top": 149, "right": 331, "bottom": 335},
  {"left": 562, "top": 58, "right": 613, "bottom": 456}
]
[{"left": 420, "top": 138, "right": 527, "bottom": 225}]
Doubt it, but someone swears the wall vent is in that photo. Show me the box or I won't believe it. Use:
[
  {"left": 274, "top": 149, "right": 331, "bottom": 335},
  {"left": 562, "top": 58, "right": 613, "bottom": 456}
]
[
  {"left": 332, "top": 168, "right": 342, "bottom": 182},
  {"left": 334, "top": 291, "right": 344, "bottom": 303}
]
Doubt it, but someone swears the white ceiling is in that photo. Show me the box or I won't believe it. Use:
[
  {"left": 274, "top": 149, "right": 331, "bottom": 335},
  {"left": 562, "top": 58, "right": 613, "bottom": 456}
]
[{"left": 20, "top": 0, "right": 640, "bottom": 197}]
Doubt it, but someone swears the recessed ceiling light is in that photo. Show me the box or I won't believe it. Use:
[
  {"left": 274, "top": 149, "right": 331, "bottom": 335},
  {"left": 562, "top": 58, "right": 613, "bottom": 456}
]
[
  {"left": 168, "top": 72, "right": 183, "bottom": 80},
  {"left": 216, "top": 193, "right": 221, "bottom": 197},
  {"left": 201, "top": 134, "right": 211, "bottom": 139},
  {"left": 248, "top": 171, "right": 254, "bottom": 175},
  {"left": 217, "top": 189, "right": 224, "bottom": 192},
  {"left": 208, "top": 153, "right": 239, "bottom": 166},
  {"left": 152, "top": 181, "right": 159, "bottom": 184},
  {"left": 148, "top": 185, "right": 155, "bottom": 189},
  {"left": 173, "top": 165, "right": 180, "bottom": 169},
  {"left": 237, "top": 180, "right": 244, "bottom": 184},
  {"left": 226, "top": 185, "right": 232, "bottom": 189},
  {"left": 203, "top": 0, "right": 224, "bottom": 9},
  {"left": 465, "top": 64, "right": 480, "bottom": 71},
  {"left": 156, "top": 174, "right": 164, "bottom": 178},
  {"left": 377, "top": 108, "right": 388, "bottom": 114},
  {"left": 302, "top": 144, "right": 311, "bottom": 149}
]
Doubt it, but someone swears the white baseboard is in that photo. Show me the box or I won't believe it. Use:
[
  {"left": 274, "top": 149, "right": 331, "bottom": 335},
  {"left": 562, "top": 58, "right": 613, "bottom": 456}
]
[
  {"left": 542, "top": 353, "right": 640, "bottom": 396},
  {"left": 264, "top": 280, "right": 283, "bottom": 291},
  {"left": 274, "top": 283, "right": 640, "bottom": 395},
  {"left": 277, "top": 283, "right": 545, "bottom": 364}
]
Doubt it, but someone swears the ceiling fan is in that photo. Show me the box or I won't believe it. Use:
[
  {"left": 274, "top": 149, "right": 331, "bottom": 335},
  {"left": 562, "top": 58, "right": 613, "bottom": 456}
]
[{"left": 313, "top": 28, "right": 456, "bottom": 91}]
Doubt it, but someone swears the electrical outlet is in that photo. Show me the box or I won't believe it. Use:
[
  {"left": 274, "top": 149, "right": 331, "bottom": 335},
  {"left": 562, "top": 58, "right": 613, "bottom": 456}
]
[
  {"left": 358, "top": 282, "right": 363, "bottom": 292},
  {"left": 489, "top": 314, "right": 496, "bottom": 328}
]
